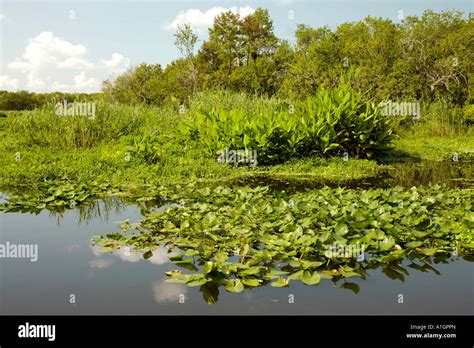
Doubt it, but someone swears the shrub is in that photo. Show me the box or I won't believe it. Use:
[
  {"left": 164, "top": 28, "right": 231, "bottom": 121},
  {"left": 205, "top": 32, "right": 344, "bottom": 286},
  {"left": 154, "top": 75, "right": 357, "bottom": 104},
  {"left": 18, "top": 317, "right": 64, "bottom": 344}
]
[{"left": 178, "top": 84, "right": 396, "bottom": 164}]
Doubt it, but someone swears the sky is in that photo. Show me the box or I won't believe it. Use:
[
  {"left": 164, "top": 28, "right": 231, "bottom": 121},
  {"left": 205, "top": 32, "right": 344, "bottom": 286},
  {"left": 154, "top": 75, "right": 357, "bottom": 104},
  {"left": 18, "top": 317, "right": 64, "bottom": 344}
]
[{"left": 0, "top": 0, "right": 472, "bottom": 93}]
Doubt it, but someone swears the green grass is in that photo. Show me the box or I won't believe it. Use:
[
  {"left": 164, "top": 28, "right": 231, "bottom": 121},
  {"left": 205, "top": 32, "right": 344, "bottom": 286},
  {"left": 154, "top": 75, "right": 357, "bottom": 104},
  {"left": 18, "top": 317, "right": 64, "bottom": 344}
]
[
  {"left": 0, "top": 94, "right": 472, "bottom": 191},
  {"left": 394, "top": 132, "right": 474, "bottom": 160}
]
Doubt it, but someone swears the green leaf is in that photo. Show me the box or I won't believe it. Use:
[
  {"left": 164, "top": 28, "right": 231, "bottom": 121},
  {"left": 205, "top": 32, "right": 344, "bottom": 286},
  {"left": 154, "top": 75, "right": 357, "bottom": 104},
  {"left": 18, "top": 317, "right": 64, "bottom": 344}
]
[
  {"left": 288, "top": 270, "right": 304, "bottom": 280},
  {"left": 242, "top": 278, "right": 260, "bottom": 287},
  {"left": 415, "top": 219, "right": 431, "bottom": 230},
  {"left": 203, "top": 261, "right": 214, "bottom": 274},
  {"left": 165, "top": 270, "right": 182, "bottom": 277},
  {"left": 405, "top": 241, "right": 422, "bottom": 249},
  {"left": 301, "top": 271, "right": 321, "bottom": 285},
  {"left": 226, "top": 279, "right": 244, "bottom": 293},
  {"left": 238, "top": 267, "right": 262, "bottom": 276},
  {"left": 187, "top": 277, "right": 208, "bottom": 287},
  {"left": 271, "top": 277, "right": 289, "bottom": 287},
  {"left": 418, "top": 248, "right": 438, "bottom": 256},
  {"left": 335, "top": 223, "right": 349, "bottom": 236}
]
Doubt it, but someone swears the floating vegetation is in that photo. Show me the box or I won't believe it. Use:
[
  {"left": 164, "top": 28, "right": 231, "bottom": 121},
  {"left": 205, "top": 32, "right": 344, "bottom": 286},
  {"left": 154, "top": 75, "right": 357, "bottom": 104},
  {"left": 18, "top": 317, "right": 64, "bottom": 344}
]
[
  {"left": 0, "top": 181, "right": 120, "bottom": 213},
  {"left": 92, "top": 184, "right": 474, "bottom": 302}
]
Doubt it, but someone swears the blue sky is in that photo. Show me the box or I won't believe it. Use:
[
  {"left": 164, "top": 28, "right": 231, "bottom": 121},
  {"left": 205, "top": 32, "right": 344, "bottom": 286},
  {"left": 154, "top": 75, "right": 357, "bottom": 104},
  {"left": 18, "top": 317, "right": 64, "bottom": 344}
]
[{"left": 0, "top": 0, "right": 472, "bottom": 92}]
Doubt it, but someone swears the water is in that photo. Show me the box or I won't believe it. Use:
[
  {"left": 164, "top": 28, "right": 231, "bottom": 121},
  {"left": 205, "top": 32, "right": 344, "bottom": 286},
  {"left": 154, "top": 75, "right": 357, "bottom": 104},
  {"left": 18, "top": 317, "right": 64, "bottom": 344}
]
[
  {"left": 0, "top": 161, "right": 473, "bottom": 315},
  {"left": 226, "top": 160, "right": 473, "bottom": 192}
]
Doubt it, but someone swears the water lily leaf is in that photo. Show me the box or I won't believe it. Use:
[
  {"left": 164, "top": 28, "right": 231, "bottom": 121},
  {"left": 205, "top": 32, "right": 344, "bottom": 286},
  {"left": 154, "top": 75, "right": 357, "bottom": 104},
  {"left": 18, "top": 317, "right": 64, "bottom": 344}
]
[
  {"left": 378, "top": 237, "right": 395, "bottom": 251},
  {"left": 203, "top": 261, "right": 214, "bottom": 274},
  {"left": 300, "top": 260, "right": 324, "bottom": 269},
  {"left": 165, "top": 270, "right": 182, "bottom": 277},
  {"left": 301, "top": 271, "right": 320, "bottom": 285},
  {"left": 187, "top": 277, "right": 208, "bottom": 287},
  {"left": 242, "top": 278, "right": 260, "bottom": 287},
  {"left": 340, "top": 270, "right": 361, "bottom": 278},
  {"left": 287, "top": 270, "right": 304, "bottom": 280},
  {"left": 340, "top": 282, "right": 360, "bottom": 294},
  {"left": 238, "top": 267, "right": 261, "bottom": 276},
  {"left": 241, "top": 244, "right": 250, "bottom": 257},
  {"left": 405, "top": 241, "right": 423, "bottom": 249},
  {"left": 415, "top": 219, "right": 431, "bottom": 230},
  {"left": 319, "top": 270, "right": 335, "bottom": 279},
  {"left": 335, "top": 223, "right": 349, "bottom": 236},
  {"left": 412, "top": 230, "right": 431, "bottom": 238},
  {"left": 214, "top": 252, "right": 228, "bottom": 264},
  {"left": 288, "top": 259, "right": 301, "bottom": 268},
  {"left": 169, "top": 254, "right": 185, "bottom": 261},
  {"left": 99, "top": 246, "right": 113, "bottom": 253},
  {"left": 264, "top": 269, "right": 289, "bottom": 280},
  {"left": 184, "top": 249, "right": 199, "bottom": 256},
  {"left": 165, "top": 275, "right": 191, "bottom": 284},
  {"left": 172, "top": 257, "right": 194, "bottom": 264},
  {"left": 271, "top": 277, "right": 289, "bottom": 287},
  {"left": 418, "top": 248, "right": 438, "bottom": 256},
  {"left": 226, "top": 279, "right": 244, "bottom": 293}
]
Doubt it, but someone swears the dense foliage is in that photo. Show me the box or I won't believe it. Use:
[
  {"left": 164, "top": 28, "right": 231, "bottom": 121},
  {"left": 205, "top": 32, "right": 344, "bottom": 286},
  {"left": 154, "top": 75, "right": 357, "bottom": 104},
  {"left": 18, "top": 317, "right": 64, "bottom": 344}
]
[
  {"left": 179, "top": 84, "right": 395, "bottom": 163},
  {"left": 0, "top": 91, "right": 100, "bottom": 111},
  {"left": 99, "top": 9, "right": 472, "bottom": 106},
  {"left": 89, "top": 184, "right": 473, "bottom": 297}
]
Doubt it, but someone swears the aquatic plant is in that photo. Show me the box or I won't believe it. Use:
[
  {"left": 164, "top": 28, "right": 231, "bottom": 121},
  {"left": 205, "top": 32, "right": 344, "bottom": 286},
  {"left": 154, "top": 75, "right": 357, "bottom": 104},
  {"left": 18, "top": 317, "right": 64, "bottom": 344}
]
[
  {"left": 93, "top": 184, "right": 473, "bottom": 299},
  {"left": 178, "top": 84, "right": 396, "bottom": 164}
]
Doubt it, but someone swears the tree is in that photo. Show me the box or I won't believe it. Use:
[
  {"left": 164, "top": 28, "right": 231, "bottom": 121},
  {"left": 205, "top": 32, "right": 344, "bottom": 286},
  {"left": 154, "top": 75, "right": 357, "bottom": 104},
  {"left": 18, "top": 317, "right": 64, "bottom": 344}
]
[
  {"left": 102, "top": 63, "right": 166, "bottom": 105},
  {"left": 174, "top": 24, "right": 199, "bottom": 94}
]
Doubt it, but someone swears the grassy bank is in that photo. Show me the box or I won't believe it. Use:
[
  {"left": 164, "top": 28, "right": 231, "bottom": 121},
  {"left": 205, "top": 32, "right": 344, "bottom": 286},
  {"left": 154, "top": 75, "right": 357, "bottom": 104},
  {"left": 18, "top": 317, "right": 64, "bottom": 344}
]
[{"left": 0, "top": 92, "right": 472, "bottom": 191}]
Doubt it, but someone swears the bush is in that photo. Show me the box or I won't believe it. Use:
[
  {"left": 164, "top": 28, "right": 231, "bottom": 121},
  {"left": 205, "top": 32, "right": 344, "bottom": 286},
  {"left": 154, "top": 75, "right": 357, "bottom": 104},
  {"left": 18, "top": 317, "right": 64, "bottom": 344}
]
[{"left": 178, "top": 84, "right": 396, "bottom": 164}]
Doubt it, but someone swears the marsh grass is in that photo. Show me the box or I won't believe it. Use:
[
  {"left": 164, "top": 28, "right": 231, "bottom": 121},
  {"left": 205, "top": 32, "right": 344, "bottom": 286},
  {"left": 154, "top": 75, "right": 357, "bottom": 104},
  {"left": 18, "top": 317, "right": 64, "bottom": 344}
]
[
  {"left": 389, "top": 101, "right": 472, "bottom": 137},
  {"left": 6, "top": 101, "right": 175, "bottom": 149}
]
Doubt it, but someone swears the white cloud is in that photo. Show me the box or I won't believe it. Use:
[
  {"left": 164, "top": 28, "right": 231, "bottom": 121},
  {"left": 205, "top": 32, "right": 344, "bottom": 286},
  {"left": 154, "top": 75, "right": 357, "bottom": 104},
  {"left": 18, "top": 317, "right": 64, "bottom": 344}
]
[
  {"left": 164, "top": 6, "right": 255, "bottom": 33},
  {"left": 58, "top": 57, "right": 94, "bottom": 70},
  {"left": 74, "top": 71, "right": 100, "bottom": 91},
  {"left": 0, "top": 75, "right": 19, "bottom": 90},
  {"left": 152, "top": 280, "right": 188, "bottom": 303},
  {"left": 0, "top": 13, "right": 5, "bottom": 21},
  {"left": 88, "top": 258, "right": 114, "bottom": 269},
  {"left": 7, "top": 31, "right": 129, "bottom": 93},
  {"left": 113, "top": 246, "right": 177, "bottom": 265},
  {"left": 90, "top": 244, "right": 176, "bottom": 266},
  {"left": 101, "top": 53, "right": 127, "bottom": 75}
]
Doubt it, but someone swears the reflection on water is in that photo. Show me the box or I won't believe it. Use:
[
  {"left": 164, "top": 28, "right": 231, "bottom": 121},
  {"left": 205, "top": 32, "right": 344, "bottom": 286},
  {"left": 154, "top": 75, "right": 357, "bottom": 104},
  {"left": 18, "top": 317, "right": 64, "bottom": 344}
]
[
  {"left": 0, "top": 160, "right": 472, "bottom": 314},
  {"left": 152, "top": 280, "right": 188, "bottom": 304},
  {"left": 89, "top": 244, "right": 177, "bottom": 267},
  {"left": 385, "top": 160, "right": 473, "bottom": 188},
  {"left": 1, "top": 197, "right": 472, "bottom": 314},
  {"left": 225, "top": 160, "right": 473, "bottom": 192}
]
